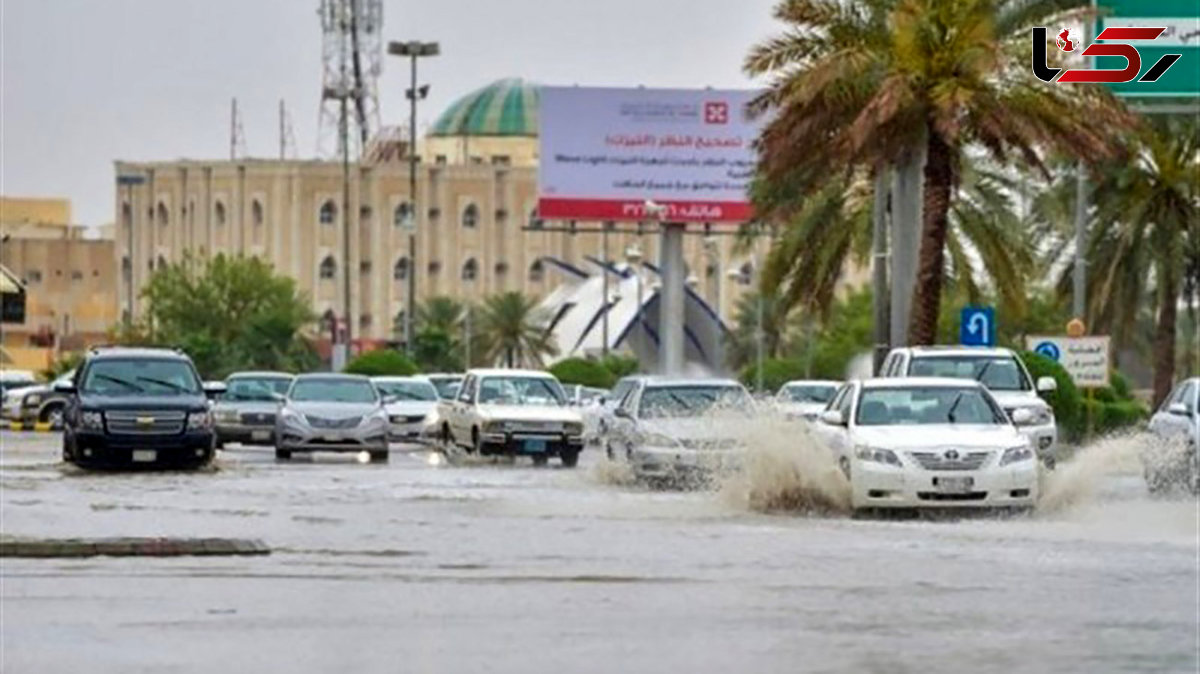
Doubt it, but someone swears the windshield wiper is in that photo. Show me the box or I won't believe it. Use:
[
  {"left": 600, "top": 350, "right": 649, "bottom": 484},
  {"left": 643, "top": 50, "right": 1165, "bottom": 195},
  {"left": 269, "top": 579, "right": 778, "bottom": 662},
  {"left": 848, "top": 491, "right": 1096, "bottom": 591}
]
[
  {"left": 91, "top": 374, "right": 142, "bottom": 392},
  {"left": 136, "top": 376, "right": 191, "bottom": 393},
  {"left": 946, "top": 392, "right": 965, "bottom": 423},
  {"left": 974, "top": 360, "right": 995, "bottom": 384}
]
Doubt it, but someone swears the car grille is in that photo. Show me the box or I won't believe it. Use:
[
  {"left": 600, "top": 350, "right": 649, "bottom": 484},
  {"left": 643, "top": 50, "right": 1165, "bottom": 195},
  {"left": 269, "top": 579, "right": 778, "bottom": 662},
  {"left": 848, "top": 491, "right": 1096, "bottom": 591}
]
[
  {"left": 909, "top": 451, "right": 991, "bottom": 471},
  {"left": 106, "top": 410, "right": 187, "bottom": 435},
  {"left": 679, "top": 438, "right": 740, "bottom": 451},
  {"left": 401, "top": 414, "right": 425, "bottom": 423},
  {"left": 240, "top": 412, "right": 276, "bottom": 425},
  {"left": 306, "top": 415, "right": 360, "bottom": 429},
  {"left": 508, "top": 421, "right": 562, "bottom": 433}
]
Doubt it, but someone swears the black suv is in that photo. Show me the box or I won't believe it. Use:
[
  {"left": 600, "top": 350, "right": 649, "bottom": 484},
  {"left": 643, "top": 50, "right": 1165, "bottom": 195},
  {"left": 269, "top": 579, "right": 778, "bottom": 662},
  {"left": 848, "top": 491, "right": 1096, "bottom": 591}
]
[{"left": 58, "top": 347, "right": 224, "bottom": 468}]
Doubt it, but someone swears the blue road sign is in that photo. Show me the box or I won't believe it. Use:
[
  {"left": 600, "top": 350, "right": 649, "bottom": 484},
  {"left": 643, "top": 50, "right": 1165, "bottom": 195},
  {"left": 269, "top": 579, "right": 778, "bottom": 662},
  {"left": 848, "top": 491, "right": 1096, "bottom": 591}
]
[
  {"left": 959, "top": 306, "right": 996, "bottom": 347},
  {"left": 1034, "top": 340, "right": 1061, "bottom": 362}
]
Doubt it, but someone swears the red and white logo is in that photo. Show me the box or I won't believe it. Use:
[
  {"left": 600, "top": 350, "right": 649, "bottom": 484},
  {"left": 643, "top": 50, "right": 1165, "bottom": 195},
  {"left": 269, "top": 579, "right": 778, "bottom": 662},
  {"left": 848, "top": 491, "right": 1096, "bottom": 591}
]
[
  {"left": 704, "top": 101, "right": 729, "bottom": 125},
  {"left": 1056, "top": 28, "right": 1077, "bottom": 52}
]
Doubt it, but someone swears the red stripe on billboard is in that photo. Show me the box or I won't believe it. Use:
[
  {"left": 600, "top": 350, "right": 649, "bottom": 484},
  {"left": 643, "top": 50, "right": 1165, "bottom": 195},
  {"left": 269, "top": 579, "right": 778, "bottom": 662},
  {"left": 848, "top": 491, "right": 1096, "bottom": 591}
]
[{"left": 538, "top": 198, "right": 754, "bottom": 224}]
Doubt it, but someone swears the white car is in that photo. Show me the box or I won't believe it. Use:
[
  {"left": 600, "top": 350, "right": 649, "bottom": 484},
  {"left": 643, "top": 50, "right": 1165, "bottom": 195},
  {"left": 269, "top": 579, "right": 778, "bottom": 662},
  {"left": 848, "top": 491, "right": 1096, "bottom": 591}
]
[
  {"left": 1144, "top": 377, "right": 1199, "bottom": 494},
  {"left": 372, "top": 376, "right": 440, "bottom": 443},
  {"left": 817, "top": 378, "right": 1039, "bottom": 513},
  {"left": 775, "top": 379, "right": 841, "bottom": 421},
  {"left": 602, "top": 378, "right": 754, "bottom": 484},
  {"left": 436, "top": 369, "right": 585, "bottom": 467},
  {"left": 881, "top": 346, "right": 1058, "bottom": 465}
]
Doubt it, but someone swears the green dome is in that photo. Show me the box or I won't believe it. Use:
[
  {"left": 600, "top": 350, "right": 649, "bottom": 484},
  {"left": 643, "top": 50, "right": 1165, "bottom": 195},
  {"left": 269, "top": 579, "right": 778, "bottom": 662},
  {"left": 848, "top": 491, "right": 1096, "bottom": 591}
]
[{"left": 430, "top": 78, "right": 539, "bottom": 138}]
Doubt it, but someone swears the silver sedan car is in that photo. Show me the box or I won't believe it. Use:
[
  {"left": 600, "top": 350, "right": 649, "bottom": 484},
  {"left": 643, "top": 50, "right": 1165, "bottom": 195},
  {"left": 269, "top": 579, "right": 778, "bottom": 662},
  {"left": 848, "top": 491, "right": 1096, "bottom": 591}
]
[
  {"left": 274, "top": 374, "right": 390, "bottom": 462},
  {"left": 212, "top": 371, "right": 294, "bottom": 447}
]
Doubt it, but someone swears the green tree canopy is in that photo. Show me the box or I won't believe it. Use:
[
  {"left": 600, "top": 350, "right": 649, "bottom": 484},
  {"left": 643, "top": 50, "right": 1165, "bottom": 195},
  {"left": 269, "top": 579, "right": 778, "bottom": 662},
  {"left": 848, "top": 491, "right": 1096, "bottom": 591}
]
[
  {"left": 344, "top": 349, "right": 419, "bottom": 376},
  {"left": 475, "top": 292, "right": 558, "bottom": 368}
]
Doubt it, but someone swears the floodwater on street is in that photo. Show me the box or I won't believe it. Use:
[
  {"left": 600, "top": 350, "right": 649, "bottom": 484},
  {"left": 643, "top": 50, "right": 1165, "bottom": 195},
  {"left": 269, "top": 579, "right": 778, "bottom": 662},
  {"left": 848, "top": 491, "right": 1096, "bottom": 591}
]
[{"left": 1, "top": 429, "right": 1197, "bottom": 674}]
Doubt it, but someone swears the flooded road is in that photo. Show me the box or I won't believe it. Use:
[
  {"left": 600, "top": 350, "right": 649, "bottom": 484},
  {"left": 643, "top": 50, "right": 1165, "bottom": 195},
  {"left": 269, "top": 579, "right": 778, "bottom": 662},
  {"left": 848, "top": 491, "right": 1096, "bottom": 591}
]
[{"left": 2, "top": 431, "right": 1197, "bottom": 673}]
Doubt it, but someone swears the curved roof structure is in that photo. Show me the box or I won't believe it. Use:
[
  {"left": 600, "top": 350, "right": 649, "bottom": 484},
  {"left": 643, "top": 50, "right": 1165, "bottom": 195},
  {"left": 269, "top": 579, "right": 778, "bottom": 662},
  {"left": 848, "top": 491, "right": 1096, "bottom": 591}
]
[{"left": 429, "top": 78, "right": 539, "bottom": 138}]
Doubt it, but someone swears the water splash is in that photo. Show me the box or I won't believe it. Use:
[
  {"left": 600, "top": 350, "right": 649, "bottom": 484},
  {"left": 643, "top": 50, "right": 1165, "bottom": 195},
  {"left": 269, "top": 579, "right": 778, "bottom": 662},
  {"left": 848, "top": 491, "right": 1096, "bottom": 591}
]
[{"left": 1037, "top": 430, "right": 1164, "bottom": 514}]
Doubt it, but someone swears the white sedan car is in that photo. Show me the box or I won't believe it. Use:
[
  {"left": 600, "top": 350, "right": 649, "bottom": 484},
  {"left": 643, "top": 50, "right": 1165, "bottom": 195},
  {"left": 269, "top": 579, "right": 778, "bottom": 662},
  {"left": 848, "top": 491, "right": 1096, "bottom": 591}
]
[
  {"left": 817, "top": 378, "right": 1039, "bottom": 512},
  {"left": 371, "top": 376, "right": 440, "bottom": 443},
  {"left": 775, "top": 379, "right": 841, "bottom": 421},
  {"left": 1144, "top": 377, "right": 1199, "bottom": 494}
]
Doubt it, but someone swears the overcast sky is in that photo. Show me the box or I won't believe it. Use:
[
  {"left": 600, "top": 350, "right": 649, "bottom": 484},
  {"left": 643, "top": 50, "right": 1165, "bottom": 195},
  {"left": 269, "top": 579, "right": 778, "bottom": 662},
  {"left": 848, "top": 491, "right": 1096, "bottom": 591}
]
[{"left": 2, "top": 0, "right": 780, "bottom": 229}]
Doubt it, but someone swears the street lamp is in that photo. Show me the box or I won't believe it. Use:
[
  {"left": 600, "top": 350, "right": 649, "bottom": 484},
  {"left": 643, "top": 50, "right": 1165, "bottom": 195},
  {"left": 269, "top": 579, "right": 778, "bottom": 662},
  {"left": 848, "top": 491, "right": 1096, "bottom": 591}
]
[
  {"left": 728, "top": 262, "right": 764, "bottom": 394},
  {"left": 387, "top": 40, "right": 439, "bottom": 358}
]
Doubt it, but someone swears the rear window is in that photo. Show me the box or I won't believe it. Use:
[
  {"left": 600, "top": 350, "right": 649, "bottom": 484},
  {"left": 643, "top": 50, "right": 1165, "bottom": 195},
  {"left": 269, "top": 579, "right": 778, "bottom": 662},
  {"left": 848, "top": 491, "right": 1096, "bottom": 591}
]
[{"left": 908, "top": 355, "right": 1030, "bottom": 391}]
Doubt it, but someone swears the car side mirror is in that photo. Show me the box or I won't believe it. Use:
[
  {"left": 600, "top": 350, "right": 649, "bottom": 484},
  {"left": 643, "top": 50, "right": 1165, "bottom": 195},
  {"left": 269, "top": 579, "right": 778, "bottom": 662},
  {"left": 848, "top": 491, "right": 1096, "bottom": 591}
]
[
  {"left": 1168, "top": 402, "right": 1190, "bottom": 417},
  {"left": 614, "top": 408, "right": 630, "bottom": 419},
  {"left": 1010, "top": 408, "right": 1035, "bottom": 426},
  {"left": 821, "top": 410, "right": 846, "bottom": 426},
  {"left": 382, "top": 394, "right": 398, "bottom": 405},
  {"left": 1036, "top": 376, "right": 1057, "bottom": 393},
  {"left": 53, "top": 381, "right": 76, "bottom": 394},
  {"left": 202, "top": 381, "right": 227, "bottom": 398}
]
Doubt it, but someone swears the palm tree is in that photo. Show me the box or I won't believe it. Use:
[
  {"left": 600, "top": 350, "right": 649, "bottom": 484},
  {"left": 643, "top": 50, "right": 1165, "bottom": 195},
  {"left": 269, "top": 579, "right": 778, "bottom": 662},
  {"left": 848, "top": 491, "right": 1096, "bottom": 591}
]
[
  {"left": 745, "top": 0, "right": 1133, "bottom": 344},
  {"left": 475, "top": 292, "right": 558, "bottom": 368},
  {"left": 416, "top": 296, "right": 466, "bottom": 335},
  {"left": 1042, "top": 117, "right": 1198, "bottom": 405}
]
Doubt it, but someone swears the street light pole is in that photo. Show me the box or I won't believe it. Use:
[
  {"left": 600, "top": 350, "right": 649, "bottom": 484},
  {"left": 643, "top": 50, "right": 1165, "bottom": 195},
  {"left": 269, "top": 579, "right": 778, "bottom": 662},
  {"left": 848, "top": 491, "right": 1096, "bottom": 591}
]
[{"left": 388, "top": 40, "right": 440, "bottom": 358}]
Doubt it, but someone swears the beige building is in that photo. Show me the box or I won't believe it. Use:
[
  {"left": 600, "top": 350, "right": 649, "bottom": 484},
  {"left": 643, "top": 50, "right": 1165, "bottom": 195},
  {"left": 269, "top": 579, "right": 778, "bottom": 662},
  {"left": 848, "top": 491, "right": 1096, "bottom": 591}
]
[{"left": 114, "top": 79, "right": 764, "bottom": 347}]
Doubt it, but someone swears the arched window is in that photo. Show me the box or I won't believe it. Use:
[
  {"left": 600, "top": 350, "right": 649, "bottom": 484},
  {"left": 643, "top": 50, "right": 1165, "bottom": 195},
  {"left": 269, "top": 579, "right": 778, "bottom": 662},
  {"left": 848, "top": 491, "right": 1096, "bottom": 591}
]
[
  {"left": 494, "top": 261, "right": 509, "bottom": 277},
  {"left": 321, "top": 309, "right": 338, "bottom": 337},
  {"left": 252, "top": 200, "right": 264, "bottom": 227},
  {"left": 428, "top": 260, "right": 442, "bottom": 276},
  {"left": 393, "top": 258, "right": 409, "bottom": 281},
  {"left": 214, "top": 201, "right": 227, "bottom": 226},
  {"left": 156, "top": 202, "right": 169, "bottom": 227},
  {"left": 319, "top": 256, "right": 337, "bottom": 280},
  {"left": 528, "top": 208, "right": 543, "bottom": 230},
  {"left": 461, "top": 258, "right": 478, "bottom": 282},
  {"left": 393, "top": 202, "right": 413, "bottom": 228},
  {"left": 528, "top": 259, "right": 545, "bottom": 283},
  {"left": 121, "top": 202, "right": 132, "bottom": 228},
  {"left": 319, "top": 200, "right": 337, "bottom": 225},
  {"left": 157, "top": 255, "right": 167, "bottom": 270},
  {"left": 121, "top": 256, "right": 132, "bottom": 280},
  {"left": 461, "top": 204, "right": 479, "bottom": 228}
]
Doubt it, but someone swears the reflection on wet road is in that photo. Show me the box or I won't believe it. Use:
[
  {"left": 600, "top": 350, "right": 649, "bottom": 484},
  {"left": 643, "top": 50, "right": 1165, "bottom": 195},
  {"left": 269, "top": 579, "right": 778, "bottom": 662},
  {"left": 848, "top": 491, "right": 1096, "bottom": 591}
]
[{"left": 2, "top": 431, "right": 1197, "bottom": 673}]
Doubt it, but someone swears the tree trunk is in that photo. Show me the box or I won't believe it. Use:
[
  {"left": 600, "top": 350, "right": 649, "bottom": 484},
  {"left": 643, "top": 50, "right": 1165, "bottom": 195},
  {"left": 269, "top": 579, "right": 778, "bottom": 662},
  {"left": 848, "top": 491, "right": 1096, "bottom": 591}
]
[
  {"left": 505, "top": 346, "right": 514, "bottom": 369},
  {"left": 1153, "top": 265, "right": 1179, "bottom": 408},
  {"left": 907, "top": 129, "right": 953, "bottom": 345}
]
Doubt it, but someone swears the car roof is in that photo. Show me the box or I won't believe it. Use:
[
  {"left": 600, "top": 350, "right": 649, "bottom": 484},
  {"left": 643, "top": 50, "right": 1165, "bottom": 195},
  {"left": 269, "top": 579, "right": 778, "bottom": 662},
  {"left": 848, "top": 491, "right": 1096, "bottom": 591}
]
[
  {"left": 371, "top": 376, "right": 433, "bottom": 383},
  {"left": 227, "top": 371, "right": 294, "bottom": 379},
  {"left": 468, "top": 368, "right": 556, "bottom": 378},
  {"left": 901, "top": 346, "right": 1016, "bottom": 358},
  {"left": 780, "top": 380, "right": 842, "bottom": 387},
  {"left": 642, "top": 377, "right": 744, "bottom": 388},
  {"left": 293, "top": 372, "right": 371, "bottom": 381},
  {"left": 859, "top": 377, "right": 986, "bottom": 389},
  {"left": 0, "top": 370, "right": 36, "bottom": 381},
  {"left": 86, "top": 347, "right": 191, "bottom": 361}
]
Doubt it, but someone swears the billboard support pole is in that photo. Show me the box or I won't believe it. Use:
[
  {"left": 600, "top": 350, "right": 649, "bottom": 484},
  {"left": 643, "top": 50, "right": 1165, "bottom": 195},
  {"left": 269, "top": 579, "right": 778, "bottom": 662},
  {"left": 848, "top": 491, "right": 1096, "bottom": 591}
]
[{"left": 659, "top": 222, "right": 686, "bottom": 375}]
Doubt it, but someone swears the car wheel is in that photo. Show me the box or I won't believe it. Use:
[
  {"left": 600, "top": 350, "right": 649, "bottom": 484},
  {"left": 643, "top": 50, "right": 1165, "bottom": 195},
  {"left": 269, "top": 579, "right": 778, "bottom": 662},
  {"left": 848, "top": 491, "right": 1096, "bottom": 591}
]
[
  {"left": 214, "top": 437, "right": 225, "bottom": 450},
  {"left": 275, "top": 447, "right": 292, "bottom": 461},
  {"left": 61, "top": 433, "right": 73, "bottom": 462},
  {"left": 369, "top": 448, "right": 389, "bottom": 463},
  {"left": 470, "top": 428, "right": 483, "bottom": 455},
  {"left": 560, "top": 449, "right": 580, "bottom": 468},
  {"left": 532, "top": 454, "right": 549, "bottom": 466},
  {"left": 40, "top": 405, "right": 65, "bottom": 430}
]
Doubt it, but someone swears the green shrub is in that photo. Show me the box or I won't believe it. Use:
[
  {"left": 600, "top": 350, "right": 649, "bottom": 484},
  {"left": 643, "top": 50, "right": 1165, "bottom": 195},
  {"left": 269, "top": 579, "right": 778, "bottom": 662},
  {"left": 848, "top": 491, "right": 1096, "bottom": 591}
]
[
  {"left": 549, "top": 358, "right": 615, "bottom": 389},
  {"left": 1020, "top": 351, "right": 1147, "bottom": 442},
  {"left": 740, "top": 358, "right": 809, "bottom": 394},
  {"left": 344, "top": 349, "right": 418, "bottom": 376},
  {"left": 599, "top": 354, "right": 640, "bottom": 380}
]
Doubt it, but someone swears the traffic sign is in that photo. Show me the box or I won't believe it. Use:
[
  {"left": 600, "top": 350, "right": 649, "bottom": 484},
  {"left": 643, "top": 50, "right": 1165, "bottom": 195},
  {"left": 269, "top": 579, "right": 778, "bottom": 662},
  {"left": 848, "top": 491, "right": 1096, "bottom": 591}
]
[
  {"left": 959, "top": 306, "right": 996, "bottom": 347},
  {"left": 1027, "top": 335, "right": 1111, "bottom": 388},
  {"left": 1096, "top": 0, "right": 1199, "bottom": 99}
]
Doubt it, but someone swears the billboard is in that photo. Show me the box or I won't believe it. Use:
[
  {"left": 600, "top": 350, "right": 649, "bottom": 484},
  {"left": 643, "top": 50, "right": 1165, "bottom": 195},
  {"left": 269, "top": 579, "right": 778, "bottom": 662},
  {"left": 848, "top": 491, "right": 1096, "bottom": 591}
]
[{"left": 538, "top": 86, "right": 764, "bottom": 223}]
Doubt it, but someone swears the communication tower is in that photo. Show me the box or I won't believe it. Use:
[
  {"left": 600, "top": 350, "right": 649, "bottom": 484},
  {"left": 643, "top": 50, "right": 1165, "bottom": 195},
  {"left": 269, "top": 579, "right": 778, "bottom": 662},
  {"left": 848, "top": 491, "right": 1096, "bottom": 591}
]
[{"left": 316, "top": 0, "right": 383, "bottom": 158}]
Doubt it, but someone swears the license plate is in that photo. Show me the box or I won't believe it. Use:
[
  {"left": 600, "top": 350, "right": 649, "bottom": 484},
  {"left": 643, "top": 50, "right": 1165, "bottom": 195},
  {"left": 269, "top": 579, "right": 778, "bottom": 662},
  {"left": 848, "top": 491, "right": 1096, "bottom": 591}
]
[
  {"left": 323, "top": 434, "right": 340, "bottom": 442},
  {"left": 132, "top": 450, "right": 156, "bottom": 463},
  {"left": 525, "top": 439, "right": 547, "bottom": 453},
  {"left": 251, "top": 430, "right": 271, "bottom": 441},
  {"left": 935, "top": 476, "right": 974, "bottom": 493}
]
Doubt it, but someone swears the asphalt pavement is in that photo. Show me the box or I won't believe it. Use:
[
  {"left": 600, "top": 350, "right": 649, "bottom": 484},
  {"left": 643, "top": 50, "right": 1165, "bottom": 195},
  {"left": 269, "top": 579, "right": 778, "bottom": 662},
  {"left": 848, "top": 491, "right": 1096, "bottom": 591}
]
[{"left": 1, "top": 431, "right": 1197, "bottom": 673}]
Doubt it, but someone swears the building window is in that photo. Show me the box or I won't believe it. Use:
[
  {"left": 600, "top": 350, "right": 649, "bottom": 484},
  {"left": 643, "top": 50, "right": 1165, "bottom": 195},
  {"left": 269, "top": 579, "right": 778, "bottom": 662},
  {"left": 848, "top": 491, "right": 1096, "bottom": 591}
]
[
  {"left": 393, "top": 202, "right": 413, "bottom": 228},
  {"left": 461, "top": 204, "right": 479, "bottom": 229},
  {"left": 435, "top": 155, "right": 447, "bottom": 164},
  {"left": 319, "top": 256, "right": 337, "bottom": 280},
  {"left": 157, "top": 255, "right": 167, "bottom": 270},
  {"left": 71, "top": 270, "right": 83, "bottom": 281},
  {"left": 428, "top": 206, "right": 441, "bottom": 220},
  {"left": 121, "top": 257, "right": 131, "bottom": 281},
  {"left": 360, "top": 205, "right": 372, "bottom": 221},
  {"left": 528, "top": 208, "right": 543, "bottom": 230},
  {"left": 528, "top": 259, "right": 544, "bottom": 283},
  {"left": 360, "top": 260, "right": 372, "bottom": 274},
  {"left": 359, "top": 314, "right": 373, "bottom": 328},
  {"left": 494, "top": 261, "right": 509, "bottom": 277},
  {"left": 491, "top": 155, "right": 511, "bottom": 166},
  {"left": 252, "top": 199, "right": 264, "bottom": 227},
  {"left": 319, "top": 200, "right": 337, "bottom": 225},
  {"left": 461, "top": 258, "right": 478, "bottom": 282},
  {"left": 25, "top": 270, "right": 42, "bottom": 284},
  {"left": 156, "top": 202, "right": 169, "bottom": 227},
  {"left": 393, "top": 258, "right": 409, "bottom": 281},
  {"left": 121, "top": 202, "right": 133, "bottom": 228},
  {"left": 215, "top": 201, "right": 227, "bottom": 226},
  {"left": 428, "top": 260, "right": 442, "bottom": 276}
]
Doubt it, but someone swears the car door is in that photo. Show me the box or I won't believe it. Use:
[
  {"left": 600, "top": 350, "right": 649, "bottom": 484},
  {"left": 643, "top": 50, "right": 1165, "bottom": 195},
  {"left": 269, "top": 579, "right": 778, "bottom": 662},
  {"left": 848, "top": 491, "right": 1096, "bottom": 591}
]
[
  {"left": 609, "top": 384, "right": 641, "bottom": 450},
  {"left": 450, "top": 375, "right": 475, "bottom": 442},
  {"left": 820, "top": 383, "right": 856, "bottom": 457},
  {"left": 1153, "top": 381, "right": 1194, "bottom": 440}
]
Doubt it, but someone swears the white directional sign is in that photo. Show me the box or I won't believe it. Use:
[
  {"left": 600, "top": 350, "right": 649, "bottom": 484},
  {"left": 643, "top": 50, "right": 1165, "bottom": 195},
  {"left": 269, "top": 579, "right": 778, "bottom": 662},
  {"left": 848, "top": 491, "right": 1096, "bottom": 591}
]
[{"left": 1026, "top": 335, "right": 1111, "bottom": 388}]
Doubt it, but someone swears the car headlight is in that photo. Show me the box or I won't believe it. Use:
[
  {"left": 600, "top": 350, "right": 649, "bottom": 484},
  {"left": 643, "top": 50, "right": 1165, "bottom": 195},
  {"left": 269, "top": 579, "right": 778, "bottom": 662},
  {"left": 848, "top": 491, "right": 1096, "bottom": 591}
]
[
  {"left": 279, "top": 408, "right": 301, "bottom": 423},
  {"left": 187, "top": 411, "right": 213, "bottom": 430},
  {"left": 365, "top": 412, "right": 387, "bottom": 426},
  {"left": 999, "top": 445, "right": 1035, "bottom": 466},
  {"left": 564, "top": 421, "right": 583, "bottom": 436},
  {"left": 641, "top": 431, "right": 681, "bottom": 448},
  {"left": 23, "top": 393, "right": 42, "bottom": 406},
  {"left": 854, "top": 445, "right": 902, "bottom": 467},
  {"left": 215, "top": 409, "right": 239, "bottom": 424},
  {"left": 1013, "top": 406, "right": 1053, "bottom": 426},
  {"left": 388, "top": 415, "right": 405, "bottom": 424},
  {"left": 80, "top": 411, "right": 104, "bottom": 430},
  {"left": 484, "top": 420, "right": 506, "bottom": 434}
]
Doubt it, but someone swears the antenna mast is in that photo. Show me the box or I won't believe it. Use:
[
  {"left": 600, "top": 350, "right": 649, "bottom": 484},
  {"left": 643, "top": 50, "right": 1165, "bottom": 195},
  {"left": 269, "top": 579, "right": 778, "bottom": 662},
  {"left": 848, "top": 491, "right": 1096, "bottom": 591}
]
[{"left": 316, "top": 0, "right": 383, "bottom": 159}]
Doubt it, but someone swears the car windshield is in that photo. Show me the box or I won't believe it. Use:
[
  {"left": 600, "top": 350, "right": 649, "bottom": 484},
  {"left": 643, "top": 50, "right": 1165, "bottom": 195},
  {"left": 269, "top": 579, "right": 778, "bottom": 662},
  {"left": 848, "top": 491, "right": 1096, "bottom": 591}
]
[
  {"left": 477, "top": 376, "right": 565, "bottom": 406},
  {"left": 223, "top": 377, "right": 292, "bottom": 401},
  {"left": 289, "top": 378, "right": 378, "bottom": 403},
  {"left": 908, "top": 355, "right": 1029, "bottom": 391},
  {"left": 80, "top": 359, "right": 201, "bottom": 396},
  {"left": 375, "top": 380, "right": 438, "bottom": 401},
  {"left": 428, "top": 376, "right": 464, "bottom": 400},
  {"left": 579, "top": 388, "right": 606, "bottom": 404},
  {"left": 639, "top": 385, "right": 752, "bottom": 418},
  {"left": 856, "top": 387, "right": 1005, "bottom": 426},
  {"left": 780, "top": 385, "right": 837, "bottom": 404}
]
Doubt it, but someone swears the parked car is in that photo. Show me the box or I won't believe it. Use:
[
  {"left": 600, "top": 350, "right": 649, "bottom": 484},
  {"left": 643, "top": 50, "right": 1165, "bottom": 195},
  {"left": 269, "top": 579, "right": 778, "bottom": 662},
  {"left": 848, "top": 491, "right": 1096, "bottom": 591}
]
[
  {"left": 425, "top": 373, "right": 465, "bottom": 401},
  {"left": 816, "top": 378, "right": 1039, "bottom": 513},
  {"left": 6, "top": 370, "right": 76, "bottom": 428},
  {"left": 594, "top": 375, "right": 649, "bottom": 444},
  {"left": 0, "top": 369, "right": 37, "bottom": 398},
  {"left": 437, "top": 369, "right": 585, "bottom": 467},
  {"left": 563, "top": 384, "right": 610, "bottom": 444},
  {"left": 880, "top": 346, "right": 1058, "bottom": 466},
  {"left": 212, "top": 371, "right": 294, "bottom": 448},
  {"left": 372, "top": 376, "right": 439, "bottom": 443},
  {"left": 564, "top": 384, "right": 608, "bottom": 406},
  {"left": 775, "top": 379, "right": 841, "bottom": 421},
  {"left": 274, "top": 374, "right": 391, "bottom": 462},
  {"left": 58, "top": 347, "right": 225, "bottom": 468},
  {"left": 1144, "top": 377, "right": 1199, "bottom": 494},
  {"left": 601, "top": 377, "right": 754, "bottom": 484}
]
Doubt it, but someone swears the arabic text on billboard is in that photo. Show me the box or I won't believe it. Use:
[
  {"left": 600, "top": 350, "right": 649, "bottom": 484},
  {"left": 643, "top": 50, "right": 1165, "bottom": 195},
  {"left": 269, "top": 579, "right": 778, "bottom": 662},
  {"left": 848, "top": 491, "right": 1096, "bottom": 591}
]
[{"left": 537, "top": 87, "right": 764, "bottom": 223}]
